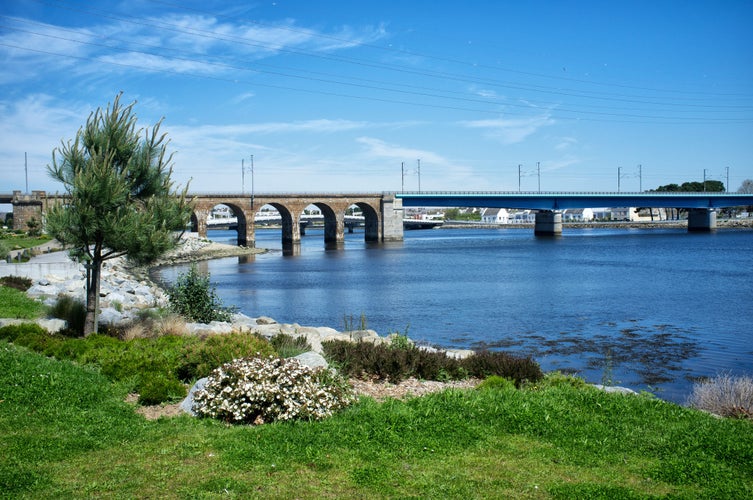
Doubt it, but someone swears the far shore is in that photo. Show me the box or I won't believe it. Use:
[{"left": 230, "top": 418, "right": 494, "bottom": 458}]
[{"left": 441, "top": 217, "right": 753, "bottom": 230}]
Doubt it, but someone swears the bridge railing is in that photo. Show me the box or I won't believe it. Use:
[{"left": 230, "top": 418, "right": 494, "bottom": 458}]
[
  {"left": 394, "top": 191, "right": 748, "bottom": 196},
  {"left": 190, "top": 192, "right": 384, "bottom": 197}
]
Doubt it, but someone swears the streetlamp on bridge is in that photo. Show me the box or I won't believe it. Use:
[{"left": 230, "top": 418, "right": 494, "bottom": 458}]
[{"left": 241, "top": 155, "right": 255, "bottom": 209}]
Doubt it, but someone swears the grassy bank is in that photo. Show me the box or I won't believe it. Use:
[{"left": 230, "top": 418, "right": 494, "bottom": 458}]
[{"left": 2, "top": 341, "right": 751, "bottom": 499}]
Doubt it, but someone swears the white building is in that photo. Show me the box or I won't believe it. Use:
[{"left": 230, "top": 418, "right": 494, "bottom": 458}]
[
  {"left": 611, "top": 207, "right": 666, "bottom": 221},
  {"left": 561, "top": 208, "right": 594, "bottom": 222},
  {"left": 481, "top": 208, "right": 509, "bottom": 224},
  {"left": 509, "top": 210, "right": 536, "bottom": 224}
]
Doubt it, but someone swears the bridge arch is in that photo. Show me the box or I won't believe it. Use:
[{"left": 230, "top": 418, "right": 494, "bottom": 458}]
[
  {"left": 189, "top": 199, "right": 254, "bottom": 246},
  {"left": 309, "top": 202, "right": 341, "bottom": 246},
  {"left": 351, "top": 201, "right": 380, "bottom": 242},
  {"left": 263, "top": 202, "right": 299, "bottom": 246}
]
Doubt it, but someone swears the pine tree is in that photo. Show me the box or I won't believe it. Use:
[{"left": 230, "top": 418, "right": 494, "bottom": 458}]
[{"left": 46, "top": 93, "right": 192, "bottom": 335}]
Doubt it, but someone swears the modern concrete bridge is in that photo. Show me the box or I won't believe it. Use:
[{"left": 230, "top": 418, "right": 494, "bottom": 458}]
[{"left": 397, "top": 191, "right": 753, "bottom": 234}]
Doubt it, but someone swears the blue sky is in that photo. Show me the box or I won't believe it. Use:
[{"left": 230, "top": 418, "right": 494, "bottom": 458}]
[{"left": 1, "top": 0, "right": 752, "bottom": 200}]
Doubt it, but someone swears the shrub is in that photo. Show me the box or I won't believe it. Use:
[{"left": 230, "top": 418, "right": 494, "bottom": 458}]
[
  {"left": 0, "top": 322, "right": 48, "bottom": 343},
  {"left": 25, "top": 217, "right": 42, "bottom": 237},
  {"left": 167, "top": 264, "right": 236, "bottom": 323},
  {"left": 48, "top": 295, "right": 87, "bottom": 336},
  {"left": 535, "top": 371, "right": 589, "bottom": 389},
  {"left": 3, "top": 324, "right": 66, "bottom": 356},
  {"left": 137, "top": 373, "right": 187, "bottom": 405},
  {"left": 322, "top": 340, "right": 543, "bottom": 387},
  {"left": 0, "top": 323, "right": 191, "bottom": 405},
  {"left": 687, "top": 373, "right": 753, "bottom": 419},
  {"left": 322, "top": 340, "right": 416, "bottom": 382},
  {"left": 477, "top": 375, "right": 516, "bottom": 391},
  {"left": 388, "top": 332, "right": 413, "bottom": 350},
  {"left": 459, "top": 350, "right": 543, "bottom": 387},
  {"left": 193, "top": 356, "right": 355, "bottom": 424},
  {"left": 176, "top": 332, "right": 275, "bottom": 381},
  {"left": 270, "top": 333, "right": 312, "bottom": 358},
  {"left": 0, "top": 275, "right": 33, "bottom": 291}
]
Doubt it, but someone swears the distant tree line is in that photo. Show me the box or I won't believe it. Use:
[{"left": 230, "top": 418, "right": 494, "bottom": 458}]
[
  {"left": 652, "top": 180, "right": 725, "bottom": 193},
  {"left": 646, "top": 179, "right": 753, "bottom": 219}
]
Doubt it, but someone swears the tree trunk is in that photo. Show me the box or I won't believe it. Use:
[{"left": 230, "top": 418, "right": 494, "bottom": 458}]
[{"left": 84, "top": 258, "right": 102, "bottom": 336}]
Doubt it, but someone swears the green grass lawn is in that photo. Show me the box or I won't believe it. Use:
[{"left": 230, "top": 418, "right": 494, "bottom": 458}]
[
  {"left": 0, "top": 233, "right": 51, "bottom": 252},
  {"left": 2, "top": 340, "right": 751, "bottom": 499},
  {"left": 0, "top": 287, "right": 45, "bottom": 319}
]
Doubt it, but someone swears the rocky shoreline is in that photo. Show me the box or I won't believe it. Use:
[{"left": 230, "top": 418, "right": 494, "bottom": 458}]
[{"left": 3, "top": 234, "right": 446, "bottom": 358}]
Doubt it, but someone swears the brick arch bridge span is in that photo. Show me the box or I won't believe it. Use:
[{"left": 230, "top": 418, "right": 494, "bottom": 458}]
[{"left": 191, "top": 193, "right": 403, "bottom": 247}]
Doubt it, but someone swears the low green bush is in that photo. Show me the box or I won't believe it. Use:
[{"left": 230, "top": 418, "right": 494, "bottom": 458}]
[
  {"left": 476, "top": 375, "right": 516, "bottom": 391},
  {"left": 0, "top": 322, "right": 48, "bottom": 342},
  {"left": 176, "top": 332, "right": 275, "bottom": 381},
  {"left": 193, "top": 355, "right": 355, "bottom": 424},
  {"left": 0, "top": 327, "right": 191, "bottom": 405},
  {"left": 460, "top": 350, "right": 543, "bottom": 387},
  {"left": 388, "top": 332, "right": 413, "bottom": 350},
  {"left": 137, "top": 373, "right": 187, "bottom": 405},
  {"left": 3, "top": 324, "right": 64, "bottom": 355},
  {"left": 536, "top": 371, "right": 589, "bottom": 389}
]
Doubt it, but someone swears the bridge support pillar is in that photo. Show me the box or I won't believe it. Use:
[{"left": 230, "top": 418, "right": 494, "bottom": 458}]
[
  {"left": 11, "top": 191, "right": 44, "bottom": 231},
  {"left": 324, "top": 212, "right": 345, "bottom": 246},
  {"left": 282, "top": 214, "right": 301, "bottom": 246},
  {"left": 191, "top": 208, "right": 211, "bottom": 238},
  {"left": 534, "top": 210, "right": 562, "bottom": 236},
  {"left": 381, "top": 194, "right": 404, "bottom": 242},
  {"left": 688, "top": 208, "right": 716, "bottom": 232}
]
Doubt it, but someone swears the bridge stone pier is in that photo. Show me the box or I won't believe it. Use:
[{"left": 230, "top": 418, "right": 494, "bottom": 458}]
[
  {"left": 191, "top": 193, "right": 403, "bottom": 249},
  {"left": 534, "top": 210, "right": 562, "bottom": 236},
  {"left": 687, "top": 208, "right": 717, "bottom": 232},
  {"left": 9, "top": 191, "right": 45, "bottom": 231}
]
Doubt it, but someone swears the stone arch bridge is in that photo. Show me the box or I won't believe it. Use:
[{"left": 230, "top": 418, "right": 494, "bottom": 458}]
[
  {"left": 187, "top": 193, "right": 404, "bottom": 248},
  {"left": 1, "top": 191, "right": 405, "bottom": 249}
]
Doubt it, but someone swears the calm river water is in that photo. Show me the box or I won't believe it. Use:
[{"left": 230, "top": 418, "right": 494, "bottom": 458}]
[{"left": 154, "top": 227, "right": 753, "bottom": 403}]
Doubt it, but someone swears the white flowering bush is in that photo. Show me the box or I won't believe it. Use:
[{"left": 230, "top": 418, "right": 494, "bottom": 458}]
[{"left": 193, "top": 356, "right": 356, "bottom": 424}]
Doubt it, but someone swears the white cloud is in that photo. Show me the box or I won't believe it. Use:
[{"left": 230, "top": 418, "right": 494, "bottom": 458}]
[
  {"left": 232, "top": 92, "right": 256, "bottom": 104},
  {"left": 170, "top": 119, "right": 368, "bottom": 139},
  {"left": 0, "top": 95, "right": 92, "bottom": 191},
  {"left": 0, "top": 13, "right": 389, "bottom": 83},
  {"left": 461, "top": 114, "right": 555, "bottom": 145},
  {"left": 356, "top": 137, "right": 445, "bottom": 164},
  {"left": 555, "top": 137, "right": 578, "bottom": 150}
]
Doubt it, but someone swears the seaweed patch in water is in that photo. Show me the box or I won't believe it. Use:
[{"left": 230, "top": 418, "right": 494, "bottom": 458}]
[
  {"left": 471, "top": 338, "right": 526, "bottom": 350},
  {"left": 498, "top": 322, "right": 700, "bottom": 387}
]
